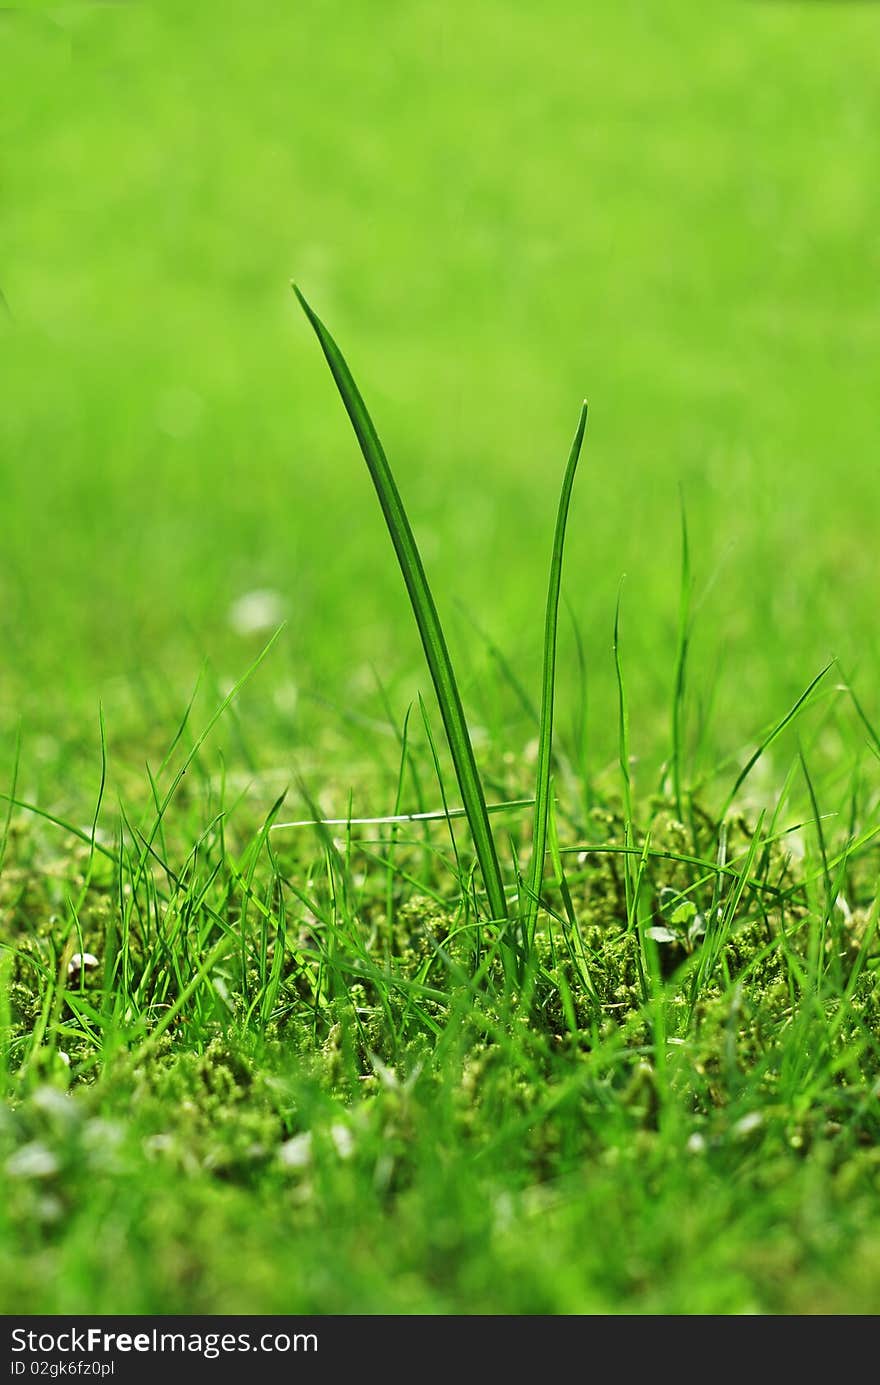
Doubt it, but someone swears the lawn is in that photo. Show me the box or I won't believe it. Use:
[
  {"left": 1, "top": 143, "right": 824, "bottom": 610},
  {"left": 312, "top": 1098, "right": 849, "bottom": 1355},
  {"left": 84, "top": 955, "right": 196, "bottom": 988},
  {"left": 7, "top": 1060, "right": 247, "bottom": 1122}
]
[{"left": 1, "top": 1, "right": 880, "bottom": 1314}]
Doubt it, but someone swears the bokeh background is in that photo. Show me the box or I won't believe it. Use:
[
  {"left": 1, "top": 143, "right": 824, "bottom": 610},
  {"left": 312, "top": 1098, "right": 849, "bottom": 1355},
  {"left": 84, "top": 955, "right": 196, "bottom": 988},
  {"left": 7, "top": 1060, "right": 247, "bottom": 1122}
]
[{"left": 2, "top": 1, "right": 879, "bottom": 807}]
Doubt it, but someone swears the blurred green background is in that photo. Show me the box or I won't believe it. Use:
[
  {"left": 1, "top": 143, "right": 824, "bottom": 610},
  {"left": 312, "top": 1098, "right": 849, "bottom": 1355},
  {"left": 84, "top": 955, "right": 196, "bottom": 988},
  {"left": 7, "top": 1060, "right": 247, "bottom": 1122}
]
[{"left": 2, "top": 0, "right": 879, "bottom": 805}]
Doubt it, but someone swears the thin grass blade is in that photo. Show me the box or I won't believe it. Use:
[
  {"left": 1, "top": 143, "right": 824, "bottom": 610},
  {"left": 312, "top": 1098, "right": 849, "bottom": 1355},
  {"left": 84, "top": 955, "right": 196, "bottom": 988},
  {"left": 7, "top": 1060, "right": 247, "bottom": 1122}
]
[
  {"left": 613, "top": 583, "right": 643, "bottom": 946},
  {"left": 671, "top": 490, "right": 692, "bottom": 820},
  {"left": 720, "top": 660, "right": 834, "bottom": 820},
  {"left": 271, "top": 797, "right": 534, "bottom": 830},
  {"left": 293, "top": 286, "right": 508, "bottom": 922},
  {"left": 524, "top": 402, "right": 588, "bottom": 947}
]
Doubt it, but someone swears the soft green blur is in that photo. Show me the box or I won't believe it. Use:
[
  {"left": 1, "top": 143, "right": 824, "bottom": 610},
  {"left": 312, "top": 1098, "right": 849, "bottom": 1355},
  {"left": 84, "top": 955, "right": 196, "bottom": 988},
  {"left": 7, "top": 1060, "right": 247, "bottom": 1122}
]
[{"left": 2, "top": 0, "right": 879, "bottom": 799}]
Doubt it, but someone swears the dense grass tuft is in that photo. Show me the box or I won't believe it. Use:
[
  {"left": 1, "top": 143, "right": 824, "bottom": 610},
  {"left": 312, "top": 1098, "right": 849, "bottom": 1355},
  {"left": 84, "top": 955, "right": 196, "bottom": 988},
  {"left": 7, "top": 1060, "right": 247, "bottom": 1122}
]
[{"left": 3, "top": 300, "right": 880, "bottom": 1310}]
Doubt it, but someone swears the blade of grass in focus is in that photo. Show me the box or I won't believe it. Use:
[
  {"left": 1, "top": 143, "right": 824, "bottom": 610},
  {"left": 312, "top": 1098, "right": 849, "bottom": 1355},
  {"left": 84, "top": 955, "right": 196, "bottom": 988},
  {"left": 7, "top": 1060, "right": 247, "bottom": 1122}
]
[
  {"left": 523, "top": 402, "right": 588, "bottom": 949},
  {"left": 293, "top": 286, "right": 509, "bottom": 927},
  {"left": 614, "top": 584, "right": 640, "bottom": 940},
  {"left": 671, "top": 492, "right": 692, "bottom": 822},
  {"left": 719, "top": 660, "right": 834, "bottom": 822}
]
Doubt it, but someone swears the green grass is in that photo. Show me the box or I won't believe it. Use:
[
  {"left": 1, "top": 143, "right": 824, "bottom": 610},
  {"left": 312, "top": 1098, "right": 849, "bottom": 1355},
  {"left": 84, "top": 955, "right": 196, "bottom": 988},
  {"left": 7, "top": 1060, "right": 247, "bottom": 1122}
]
[
  {"left": 293, "top": 285, "right": 510, "bottom": 936},
  {"left": 2, "top": 0, "right": 880, "bottom": 1315}
]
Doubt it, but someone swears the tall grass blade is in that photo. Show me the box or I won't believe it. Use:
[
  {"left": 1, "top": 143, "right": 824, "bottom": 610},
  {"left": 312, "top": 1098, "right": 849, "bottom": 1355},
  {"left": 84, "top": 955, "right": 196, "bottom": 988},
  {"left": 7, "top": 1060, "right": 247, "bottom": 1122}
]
[
  {"left": 844, "top": 673, "right": 880, "bottom": 762},
  {"left": 613, "top": 584, "right": 633, "bottom": 830},
  {"left": 0, "top": 724, "right": 21, "bottom": 878},
  {"left": 720, "top": 660, "right": 833, "bottom": 821},
  {"left": 613, "top": 583, "right": 638, "bottom": 934},
  {"left": 293, "top": 286, "right": 508, "bottom": 923},
  {"left": 671, "top": 490, "right": 692, "bottom": 820},
  {"left": 524, "top": 403, "right": 588, "bottom": 947},
  {"left": 566, "top": 595, "right": 591, "bottom": 804}
]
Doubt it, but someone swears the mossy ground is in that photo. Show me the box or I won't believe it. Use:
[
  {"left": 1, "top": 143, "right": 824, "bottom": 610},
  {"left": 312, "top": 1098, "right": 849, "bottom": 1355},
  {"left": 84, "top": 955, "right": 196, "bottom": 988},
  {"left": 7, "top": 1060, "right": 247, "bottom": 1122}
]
[{"left": 3, "top": 774, "right": 879, "bottom": 1314}]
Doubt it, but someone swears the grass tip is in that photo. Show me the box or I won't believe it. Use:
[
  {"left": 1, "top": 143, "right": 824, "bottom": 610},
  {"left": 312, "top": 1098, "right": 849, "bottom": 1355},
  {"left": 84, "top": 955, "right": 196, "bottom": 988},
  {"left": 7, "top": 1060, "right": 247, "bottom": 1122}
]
[{"left": 291, "top": 282, "right": 311, "bottom": 314}]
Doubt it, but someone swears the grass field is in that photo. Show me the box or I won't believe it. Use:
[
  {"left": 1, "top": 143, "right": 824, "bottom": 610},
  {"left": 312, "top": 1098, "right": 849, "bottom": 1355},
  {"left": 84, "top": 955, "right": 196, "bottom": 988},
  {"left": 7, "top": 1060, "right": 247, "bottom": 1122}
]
[{"left": 2, "top": 1, "right": 880, "bottom": 1314}]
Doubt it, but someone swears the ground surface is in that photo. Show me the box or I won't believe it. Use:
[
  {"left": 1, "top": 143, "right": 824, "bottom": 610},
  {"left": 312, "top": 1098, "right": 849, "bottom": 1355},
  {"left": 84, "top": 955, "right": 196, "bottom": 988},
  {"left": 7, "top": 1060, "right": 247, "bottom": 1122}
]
[{"left": 1, "top": 2, "right": 879, "bottom": 1314}]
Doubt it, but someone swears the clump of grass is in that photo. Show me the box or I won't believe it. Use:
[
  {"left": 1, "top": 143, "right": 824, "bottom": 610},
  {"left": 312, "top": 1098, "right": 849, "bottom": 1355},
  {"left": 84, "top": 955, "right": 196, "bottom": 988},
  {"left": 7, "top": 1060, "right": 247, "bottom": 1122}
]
[
  {"left": 294, "top": 287, "right": 588, "bottom": 979},
  {"left": 1, "top": 299, "right": 879, "bottom": 1315},
  {"left": 286, "top": 291, "right": 880, "bottom": 1088}
]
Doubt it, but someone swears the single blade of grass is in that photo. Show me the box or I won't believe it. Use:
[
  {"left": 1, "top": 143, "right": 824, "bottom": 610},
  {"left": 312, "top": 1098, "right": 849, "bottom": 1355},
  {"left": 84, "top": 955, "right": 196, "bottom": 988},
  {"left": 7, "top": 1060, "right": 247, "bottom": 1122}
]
[
  {"left": 524, "top": 402, "right": 588, "bottom": 948},
  {"left": 613, "top": 582, "right": 638, "bottom": 932},
  {"left": 271, "top": 797, "right": 534, "bottom": 830},
  {"left": 719, "top": 660, "right": 834, "bottom": 821},
  {"left": 455, "top": 601, "right": 540, "bottom": 725},
  {"left": 843, "top": 670, "right": 880, "bottom": 761},
  {"left": 798, "top": 741, "right": 833, "bottom": 915},
  {"left": 613, "top": 583, "right": 633, "bottom": 828},
  {"left": 88, "top": 705, "right": 108, "bottom": 872},
  {"left": 293, "top": 285, "right": 508, "bottom": 923},
  {"left": 385, "top": 703, "right": 413, "bottom": 940},
  {"left": 670, "top": 489, "right": 692, "bottom": 821},
  {"left": 418, "top": 692, "right": 466, "bottom": 890},
  {"left": 566, "top": 594, "right": 591, "bottom": 806},
  {"left": 0, "top": 723, "right": 21, "bottom": 878},
  {"left": 457, "top": 600, "right": 581, "bottom": 823},
  {"left": 0, "top": 794, "right": 118, "bottom": 864}
]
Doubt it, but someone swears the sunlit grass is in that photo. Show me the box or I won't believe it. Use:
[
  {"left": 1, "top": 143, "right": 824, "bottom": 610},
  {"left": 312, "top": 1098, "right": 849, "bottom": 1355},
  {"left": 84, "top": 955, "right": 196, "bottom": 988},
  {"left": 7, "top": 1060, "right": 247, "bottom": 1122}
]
[{"left": 3, "top": 0, "right": 880, "bottom": 1318}]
